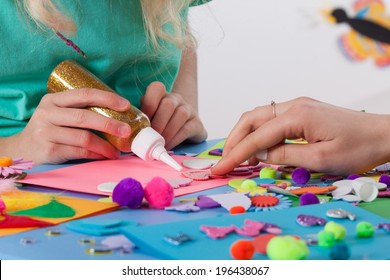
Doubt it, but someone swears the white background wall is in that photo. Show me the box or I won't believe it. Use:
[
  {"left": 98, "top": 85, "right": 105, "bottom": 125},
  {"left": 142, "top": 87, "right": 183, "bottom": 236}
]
[{"left": 189, "top": 0, "right": 390, "bottom": 139}]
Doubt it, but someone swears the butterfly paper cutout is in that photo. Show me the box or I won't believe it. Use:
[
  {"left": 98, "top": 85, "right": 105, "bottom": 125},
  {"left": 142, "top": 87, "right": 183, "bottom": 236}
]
[{"left": 326, "top": 0, "right": 390, "bottom": 66}]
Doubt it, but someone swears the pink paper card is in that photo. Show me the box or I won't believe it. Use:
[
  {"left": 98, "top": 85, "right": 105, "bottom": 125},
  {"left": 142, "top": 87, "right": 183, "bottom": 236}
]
[{"left": 20, "top": 155, "right": 254, "bottom": 197}]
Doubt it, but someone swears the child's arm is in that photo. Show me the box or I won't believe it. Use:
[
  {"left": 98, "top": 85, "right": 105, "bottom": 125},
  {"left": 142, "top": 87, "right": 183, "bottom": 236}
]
[
  {"left": 141, "top": 46, "right": 208, "bottom": 150},
  {"left": 0, "top": 89, "right": 131, "bottom": 164}
]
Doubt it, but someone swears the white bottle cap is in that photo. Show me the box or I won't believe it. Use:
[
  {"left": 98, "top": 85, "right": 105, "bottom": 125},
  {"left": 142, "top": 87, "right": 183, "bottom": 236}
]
[{"left": 131, "top": 127, "right": 183, "bottom": 171}]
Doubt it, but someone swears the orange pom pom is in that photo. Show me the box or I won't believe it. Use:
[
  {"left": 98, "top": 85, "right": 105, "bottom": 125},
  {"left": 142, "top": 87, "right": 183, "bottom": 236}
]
[
  {"left": 230, "top": 239, "right": 255, "bottom": 260},
  {"left": 252, "top": 234, "right": 277, "bottom": 254},
  {"left": 0, "top": 157, "right": 13, "bottom": 167},
  {"left": 229, "top": 206, "right": 246, "bottom": 214}
]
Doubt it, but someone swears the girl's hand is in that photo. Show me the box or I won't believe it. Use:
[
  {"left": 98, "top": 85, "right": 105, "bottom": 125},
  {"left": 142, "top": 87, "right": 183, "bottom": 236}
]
[
  {"left": 141, "top": 82, "right": 207, "bottom": 150},
  {"left": 5, "top": 88, "right": 131, "bottom": 164},
  {"left": 211, "top": 97, "right": 390, "bottom": 176}
]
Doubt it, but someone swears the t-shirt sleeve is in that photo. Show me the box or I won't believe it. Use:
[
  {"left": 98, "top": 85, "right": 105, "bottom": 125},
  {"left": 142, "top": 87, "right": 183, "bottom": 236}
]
[{"left": 190, "top": 0, "right": 212, "bottom": 7}]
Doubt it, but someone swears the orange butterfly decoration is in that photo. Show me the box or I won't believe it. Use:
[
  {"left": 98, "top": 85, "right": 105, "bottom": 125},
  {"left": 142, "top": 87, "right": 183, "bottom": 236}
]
[{"left": 325, "top": 0, "right": 390, "bottom": 67}]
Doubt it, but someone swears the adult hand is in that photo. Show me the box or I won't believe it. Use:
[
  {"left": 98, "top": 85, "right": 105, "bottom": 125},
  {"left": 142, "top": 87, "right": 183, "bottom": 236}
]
[
  {"left": 141, "top": 81, "right": 207, "bottom": 150},
  {"left": 4, "top": 88, "right": 131, "bottom": 164},
  {"left": 211, "top": 97, "right": 390, "bottom": 176}
]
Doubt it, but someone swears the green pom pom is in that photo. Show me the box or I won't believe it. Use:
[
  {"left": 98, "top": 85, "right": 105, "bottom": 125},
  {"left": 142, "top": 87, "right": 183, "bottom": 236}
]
[
  {"left": 324, "top": 221, "right": 347, "bottom": 241},
  {"left": 356, "top": 221, "right": 375, "bottom": 238},
  {"left": 266, "top": 236, "right": 309, "bottom": 260},
  {"left": 259, "top": 167, "right": 277, "bottom": 179},
  {"left": 240, "top": 179, "right": 258, "bottom": 191},
  {"left": 318, "top": 230, "right": 336, "bottom": 247}
]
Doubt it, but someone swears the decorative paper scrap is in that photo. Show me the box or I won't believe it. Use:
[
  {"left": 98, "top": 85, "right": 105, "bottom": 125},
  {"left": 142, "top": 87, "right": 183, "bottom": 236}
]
[
  {"left": 0, "top": 190, "right": 119, "bottom": 237},
  {"left": 196, "top": 140, "right": 225, "bottom": 159},
  {"left": 206, "top": 192, "right": 252, "bottom": 211},
  {"left": 19, "top": 155, "right": 254, "bottom": 197}
]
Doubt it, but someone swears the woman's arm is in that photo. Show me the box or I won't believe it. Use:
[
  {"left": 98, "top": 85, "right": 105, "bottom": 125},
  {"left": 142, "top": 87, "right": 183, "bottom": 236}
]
[{"left": 211, "top": 97, "right": 390, "bottom": 176}]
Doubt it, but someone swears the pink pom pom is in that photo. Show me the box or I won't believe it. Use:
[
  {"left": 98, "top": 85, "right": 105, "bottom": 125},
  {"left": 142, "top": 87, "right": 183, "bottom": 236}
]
[{"left": 144, "top": 177, "right": 174, "bottom": 209}]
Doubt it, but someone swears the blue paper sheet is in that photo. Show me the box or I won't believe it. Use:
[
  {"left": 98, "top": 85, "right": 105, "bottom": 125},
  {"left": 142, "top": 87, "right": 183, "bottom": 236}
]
[{"left": 121, "top": 201, "right": 390, "bottom": 260}]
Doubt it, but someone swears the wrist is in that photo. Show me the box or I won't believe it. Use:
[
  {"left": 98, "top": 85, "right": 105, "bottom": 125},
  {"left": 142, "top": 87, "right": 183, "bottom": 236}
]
[
  {"left": 0, "top": 134, "right": 21, "bottom": 158},
  {"left": 374, "top": 114, "right": 390, "bottom": 165}
]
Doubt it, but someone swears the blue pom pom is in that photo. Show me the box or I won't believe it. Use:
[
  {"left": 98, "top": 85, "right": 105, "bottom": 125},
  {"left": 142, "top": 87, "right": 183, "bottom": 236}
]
[{"left": 330, "top": 243, "right": 351, "bottom": 260}]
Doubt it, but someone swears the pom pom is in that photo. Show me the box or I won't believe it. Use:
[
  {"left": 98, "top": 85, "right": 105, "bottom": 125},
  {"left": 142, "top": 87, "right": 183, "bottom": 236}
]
[
  {"left": 347, "top": 174, "right": 360, "bottom": 180},
  {"left": 229, "top": 206, "right": 246, "bottom": 214},
  {"left": 253, "top": 234, "right": 277, "bottom": 254},
  {"left": 317, "top": 230, "right": 336, "bottom": 247},
  {"left": 330, "top": 243, "right": 351, "bottom": 260},
  {"left": 144, "top": 177, "right": 174, "bottom": 209},
  {"left": 324, "top": 221, "right": 347, "bottom": 241},
  {"left": 230, "top": 239, "right": 255, "bottom": 260},
  {"left": 379, "top": 174, "right": 390, "bottom": 187},
  {"left": 356, "top": 221, "right": 375, "bottom": 238},
  {"left": 266, "top": 235, "right": 309, "bottom": 260},
  {"left": 259, "top": 167, "right": 277, "bottom": 179},
  {"left": 299, "top": 192, "right": 320, "bottom": 206},
  {"left": 240, "top": 179, "right": 258, "bottom": 191},
  {"left": 112, "top": 177, "right": 144, "bottom": 209},
  {"left": 291, "top": 167, "right": 311, "bottom": 184}
]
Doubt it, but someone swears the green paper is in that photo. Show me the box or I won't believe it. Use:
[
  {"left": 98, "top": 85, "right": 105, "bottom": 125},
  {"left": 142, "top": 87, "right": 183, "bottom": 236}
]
[
  {"left": 196, "top": 140, "right": 225, "bottom": 159},
  {"left": 359, "top": 198, "right": 390, "bottom": 219},
  {"left": 10, "top": 198, "right": 76, "bottom": 218}
]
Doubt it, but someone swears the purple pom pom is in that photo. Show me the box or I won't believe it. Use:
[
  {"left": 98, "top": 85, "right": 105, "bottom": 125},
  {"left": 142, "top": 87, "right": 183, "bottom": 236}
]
[
  {"left": 292, "top": 167, "right": 311, "bottom": 184},
  {"left": 379, "top": 174, "right": 390, "bottom": 187},
  {"left": 347, "top": 174, "right": 361, "bottom": 180},
  {"left": 299, "top": 192, "right": 320, "bottom": 206},
  {"left": 112, "top": 177, "right": 144, "bottom": 209}
]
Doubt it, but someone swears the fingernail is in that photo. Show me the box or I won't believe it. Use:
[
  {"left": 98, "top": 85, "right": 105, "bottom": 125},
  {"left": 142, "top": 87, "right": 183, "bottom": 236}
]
[
  {"left": 118, "top": 125, "right": 131, "bottom": 137},
  {"left": 256, "top": 150, "right": 268, "bottom": 161},
  {"left": 119, "top": 99, "right": 130, "bottom": 109}
]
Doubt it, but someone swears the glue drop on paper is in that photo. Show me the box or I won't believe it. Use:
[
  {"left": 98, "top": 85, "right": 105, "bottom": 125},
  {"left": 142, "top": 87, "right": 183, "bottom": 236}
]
[{"left": 47, "top": 60, "right": 182, "bottom": 171}]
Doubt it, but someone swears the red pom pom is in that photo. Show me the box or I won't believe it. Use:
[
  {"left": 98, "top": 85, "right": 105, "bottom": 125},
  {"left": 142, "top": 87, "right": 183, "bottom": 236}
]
[
  {"left": 229, "top": 206, "right": 246, "bottom": 214},
  {"left": 144, "top": 177, "right": 174, "bottom": 209},
  {"left": 230, "top": 239, "right": 255, "bottom": 260}
]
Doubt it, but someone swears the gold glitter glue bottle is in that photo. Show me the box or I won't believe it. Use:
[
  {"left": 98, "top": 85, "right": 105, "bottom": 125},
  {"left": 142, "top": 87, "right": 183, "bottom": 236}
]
[{"left": 47, "top": 60, "right": 182, "bottom": 171}]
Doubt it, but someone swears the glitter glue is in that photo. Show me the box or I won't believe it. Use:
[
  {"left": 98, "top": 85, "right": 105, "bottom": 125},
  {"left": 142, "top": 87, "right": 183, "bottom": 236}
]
[{"left": 47, "top": 60, "right": 182, "bottom": 171}]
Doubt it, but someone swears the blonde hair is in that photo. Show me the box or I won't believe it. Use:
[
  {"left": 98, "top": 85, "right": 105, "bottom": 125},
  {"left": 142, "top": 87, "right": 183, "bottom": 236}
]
[{"left": 18, "top": 0, "right": 195, "bottom": 50}]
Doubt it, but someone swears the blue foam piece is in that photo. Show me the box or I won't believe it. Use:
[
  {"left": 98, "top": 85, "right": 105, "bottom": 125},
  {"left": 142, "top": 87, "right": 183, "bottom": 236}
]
[
  {"left": 120, "top": 201, "right": 390, "bottom": 260},
  {"left": 66, "top": 219, "right": 135, "bottom": 236}
]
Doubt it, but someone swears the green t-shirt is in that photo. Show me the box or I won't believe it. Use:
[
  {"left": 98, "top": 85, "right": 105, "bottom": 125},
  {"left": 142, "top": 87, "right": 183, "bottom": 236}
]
[{"left": 0, "top": 0, "right": 209, "bottom": 137}]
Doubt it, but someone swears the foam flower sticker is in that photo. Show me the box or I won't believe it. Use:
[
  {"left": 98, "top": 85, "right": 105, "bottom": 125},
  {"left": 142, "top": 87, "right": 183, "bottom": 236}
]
[
  {"left": 0, "top": 157, "right": 33, "bottom": 179},
  {"left": 248, "top": 193, "right": 292, "bottom": 212}
]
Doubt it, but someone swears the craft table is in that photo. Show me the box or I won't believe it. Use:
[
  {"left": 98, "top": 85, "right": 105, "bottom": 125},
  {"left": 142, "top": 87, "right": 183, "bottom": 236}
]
[{"left": 0, "top": 139, "right": 389, "bottom": 260}]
